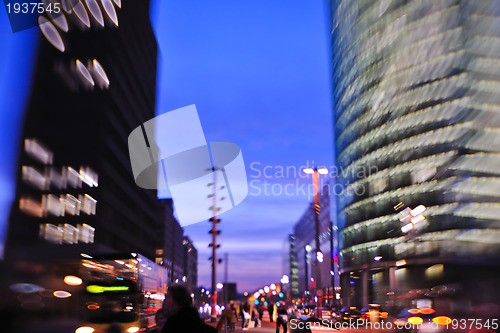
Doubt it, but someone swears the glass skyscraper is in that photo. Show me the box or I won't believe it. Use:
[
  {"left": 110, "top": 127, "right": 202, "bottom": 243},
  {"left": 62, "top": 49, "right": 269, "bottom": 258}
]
[{"left": 332, "top": 0, "right": 500, "bottom": 314}]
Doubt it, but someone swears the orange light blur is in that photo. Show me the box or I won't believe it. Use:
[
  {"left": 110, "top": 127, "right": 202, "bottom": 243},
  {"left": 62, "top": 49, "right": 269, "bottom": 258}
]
[
  {"left": 420, "top": 308, "right": 435, "bottom": 315},
  {"left": 394, "top": 320, "right": 406, "bottom": 326},
  {"left": 87, "top": 304, "right": 99, "bottom": 310},
  {"left": 380, "top": 312, "right": 388, "bottom": 318},
  {"left": 408, "top": 308, "right": 420, "bottom": 314},
  {"left": 64, "top": 275, "right": 83, "bottom": 286},
  {"left": 433, "top": 316, "right": 452, "bottom": 325},
  {"left": 408, "top": 317, "right": 424, "bottom": 325},
  {"left": 349, "top": 306, "right": 356, "bottom": 310}
]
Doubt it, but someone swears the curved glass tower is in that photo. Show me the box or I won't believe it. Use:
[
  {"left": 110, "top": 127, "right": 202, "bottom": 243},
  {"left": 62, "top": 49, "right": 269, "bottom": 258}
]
[{"left": 332, "top": 0, "right": 500, "bottom": 312}]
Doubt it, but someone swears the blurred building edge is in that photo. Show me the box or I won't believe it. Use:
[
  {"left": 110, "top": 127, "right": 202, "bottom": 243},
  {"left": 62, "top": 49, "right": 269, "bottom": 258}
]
[
  {"left": 282, "top": 234, "right": 300, "bottom": 300},
  {"left": 2, "top": 0, "right": 197, "bottom": 301},
  {"left": 291, "top": 183, "right": 333, "bottom": 305},
  {"left": 5, "top": 0, "right": 157, "bottom": 263},
  {"left": 183, "top": 236, "right": 198, "bottom": 291},
  {"left": 331, "top": 0, "right": 500, "bottom": 315}
]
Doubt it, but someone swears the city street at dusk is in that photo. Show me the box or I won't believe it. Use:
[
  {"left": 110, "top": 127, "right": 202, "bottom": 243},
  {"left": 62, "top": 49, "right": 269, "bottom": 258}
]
[{"left": 1, "top": 0, "right": 500, "bottom": 333}]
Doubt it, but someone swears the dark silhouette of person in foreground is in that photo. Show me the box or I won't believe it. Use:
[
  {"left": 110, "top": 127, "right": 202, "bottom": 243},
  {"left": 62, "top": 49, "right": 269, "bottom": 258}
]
[{"left": 160, "top": 285, "right": 203, "bottom": 333}]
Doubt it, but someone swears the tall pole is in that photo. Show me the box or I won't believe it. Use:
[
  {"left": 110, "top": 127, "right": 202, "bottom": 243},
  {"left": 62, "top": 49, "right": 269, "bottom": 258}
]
[
  {"left": 312, "top": 168, "right": 323, "bottom": 317},
  {"left": 224, "top": 253, "right": 228, "bottom": 305},
  {"left": 209, "top": 168, "right": 219, "bottom": 321},
  {"left": 304, "top": 246, "right": 309, "bottom": 298},
  {"left": 224, "top": 253, "right": 228, "bottom": 283}
]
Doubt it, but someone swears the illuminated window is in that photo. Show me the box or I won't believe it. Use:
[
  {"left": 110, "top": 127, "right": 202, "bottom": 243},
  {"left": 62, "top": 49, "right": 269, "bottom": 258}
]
[
  {"left": 67, "top": 167, "right": 82, "bottom": 188},
  {"left": 62, "top": 224, "right": 79, "bottom": 244},
  {"left": 63, "top": 194, "right": 80, "bottom": 215},
  {"left": 76, "top": 60, "right": 95, "bottom": 86},
  {"left": 85, "top": 0, "right": 104, "bottom": 26},
  {"left": 22, "top": 166, "right": 47, "bottom": 190},
  {"left": 39, "top": 223, "right": 63, "bottom": 244},
  {"left": 101, "top": 0, "right": 118, "bottom": 26},
  {"left": 78, "top": 224, "right": 95, "bottom": 243},
  {"left": 72, "top": 0, "right": 91, "bottom": 28},
  {"left": 92, "top": 59, "right": 110, "bottom": 88},
  {"left": 24, "top": 139, "right": 53, "bottom": 164},
  {"left": 38, "top": 16, "right": 65, "bottom": 52},
  {"left": 20, "top": 197, "right": 44, "bottom": 217},
  {"left": 79, "top": 194, "right": 97, "bottom": 215},
  {"left": 42, "top": 194, "right": 64, "bottom": 216},
  {"left": 80, "top": 166, "right": 98, "bottom": 187}
]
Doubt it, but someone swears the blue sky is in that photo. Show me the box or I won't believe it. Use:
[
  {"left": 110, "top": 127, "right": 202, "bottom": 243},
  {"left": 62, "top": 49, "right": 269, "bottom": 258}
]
[
  {"left": 151, "top": 0, "right": 334, "bottom": 292},
  {"left": 0, "top": 10, "right": 38, "bottom": 259}
]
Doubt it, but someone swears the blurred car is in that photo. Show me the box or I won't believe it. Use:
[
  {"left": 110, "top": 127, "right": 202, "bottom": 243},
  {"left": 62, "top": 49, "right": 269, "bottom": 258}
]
[{"left": 336, "top": 306, "right": 363, "bottom": 322}]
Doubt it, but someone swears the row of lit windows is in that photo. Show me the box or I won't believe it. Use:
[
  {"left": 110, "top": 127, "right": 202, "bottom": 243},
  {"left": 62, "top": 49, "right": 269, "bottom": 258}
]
[
  {"left": 338, "top": 125, "right": 467, "bottom": 186},
  {"left": 333, "top": 3, "right": 460, "bottom": 110},
  {"left": 335, "top": 28, "right": 463, "bottom": 114},
  {"left": 337, "top": 99, "right": 464, "bottom": 167},
  {"left": 20, "top": 193, "right": 97, "bottom": 217},
  {"left": 39, "top": 223, "right": 95, "bottom": 244},
  {"left": 341, "top": 228, "right": 500, "bottom": 268}
]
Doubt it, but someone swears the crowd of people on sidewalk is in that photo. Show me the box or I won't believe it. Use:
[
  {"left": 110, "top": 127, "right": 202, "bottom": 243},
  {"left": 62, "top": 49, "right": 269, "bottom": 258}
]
[{"left": 102, "top": 284, "right": 289, "bottom": 333}]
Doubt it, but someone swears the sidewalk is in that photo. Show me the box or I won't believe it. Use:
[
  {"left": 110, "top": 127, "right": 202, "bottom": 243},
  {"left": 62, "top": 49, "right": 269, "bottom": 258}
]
[{"left": 207, "top": 312, "right": 280, "bottom": 333}]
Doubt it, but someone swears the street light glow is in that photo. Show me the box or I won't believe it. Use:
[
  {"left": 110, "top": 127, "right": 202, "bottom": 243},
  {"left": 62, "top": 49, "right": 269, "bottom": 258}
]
[
  {"left": 316, "top": 250, "right": 324, "bottom": 263},
  {"left": 317, "top": 168, "right": 329, "bottom": 174},
  {"left": 303, "top": 168, "right": 314, "bottom": 174},
  {"left": 216, "top": 283, "right": 223, "bottom": 289},
  {"left": 280, "top": 275, "right": 289, "bottom": 284},
  {"left": 64, "top": 275, "right": 82, "bottom": 286}
]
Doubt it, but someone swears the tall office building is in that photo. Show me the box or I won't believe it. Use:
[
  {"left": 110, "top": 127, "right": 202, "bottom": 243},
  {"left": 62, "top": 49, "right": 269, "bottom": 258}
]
[
  {"left": 292, "top": 184, "right": 332, "bottom": 302},
  {"left": 5, "top": 0, "right": 160, "bottom": 262},
  {"left": 332, "top": 0, "right": 500, "bottom": 313},
  {"left": 183, "top": 236, "right": 198, "bottom": 290},
  {"left": 283, "top": 234, "right": 300, "bottom": 299}
]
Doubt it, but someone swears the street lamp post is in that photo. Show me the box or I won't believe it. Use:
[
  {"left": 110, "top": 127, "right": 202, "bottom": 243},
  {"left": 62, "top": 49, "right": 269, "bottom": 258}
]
[
  {"left": 304, "top": 245, "right": 311, "bottom": 299},
  {"left": 207, "top": 167, "right": 225, "bottom": 322},
  {"left": 303, "top": 167, "right": 328, "bottom": 318}
]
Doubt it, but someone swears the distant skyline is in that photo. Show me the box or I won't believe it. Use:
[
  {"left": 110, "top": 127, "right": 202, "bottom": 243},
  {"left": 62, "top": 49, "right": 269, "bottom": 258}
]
[{"left": 151, "top": 0, "right": 334, "bottom": 292}]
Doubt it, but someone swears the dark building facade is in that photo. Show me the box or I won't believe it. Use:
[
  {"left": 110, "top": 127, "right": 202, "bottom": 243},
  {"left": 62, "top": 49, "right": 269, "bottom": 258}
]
[
  {"left": 292, "top": 184, "right": 333, "bottom": 303},
  {"left": 5, "top": 0, "right": 160, "bottom": 262},
  {"left": 331, "top": 0, "right": 500, "bottom": 314},
  {"left": 157, "top": 199, "right": 185, "bottom": 284},
  {"left": 183, "top": 236, "right": 198, "bottom": 290},
  {"left": 283, "top": 234, "right": 300, "bottom": 299}
]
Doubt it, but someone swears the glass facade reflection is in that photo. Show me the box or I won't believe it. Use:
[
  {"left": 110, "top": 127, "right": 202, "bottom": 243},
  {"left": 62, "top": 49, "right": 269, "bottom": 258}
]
[{"left": 332, "top": 0, "right": 500, "bottom": 310}]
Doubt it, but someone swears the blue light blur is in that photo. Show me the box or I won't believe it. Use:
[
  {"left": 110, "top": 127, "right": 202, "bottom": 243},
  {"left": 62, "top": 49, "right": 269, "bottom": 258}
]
[{"left": 0, "top": 5, "right": 39, "bottom": 259}]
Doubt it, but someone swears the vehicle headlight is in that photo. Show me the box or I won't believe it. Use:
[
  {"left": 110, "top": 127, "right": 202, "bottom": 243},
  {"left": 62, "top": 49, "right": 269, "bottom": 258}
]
[
  {"left": 75, "top": 327, "right": 94, "bottom": 333},
  {"left": 128, "top": 327, "right": 140, "bottom": 333}
]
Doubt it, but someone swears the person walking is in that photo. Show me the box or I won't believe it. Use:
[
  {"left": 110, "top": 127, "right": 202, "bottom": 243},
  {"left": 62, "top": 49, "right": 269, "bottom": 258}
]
[
  {"left": 268, "top": 303, "right": 275, "bottom": 322},
  {"left": 240, "top": 302, "right": 251, "bottom": 330},
  {"left": 228, "top": 304, "right": 238, "bottom": 331},
  {"left": 276, "top": 305, "right": 288, "bottom": 333}
]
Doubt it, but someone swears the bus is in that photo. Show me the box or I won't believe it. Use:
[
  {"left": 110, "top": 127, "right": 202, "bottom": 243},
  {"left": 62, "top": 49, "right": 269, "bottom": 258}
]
[
  {"left": 75, "top": 253, "right": 168, "bottom": 333},
  {"left": 3, "top": 252, "right": 168, "bottom": 333}
]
